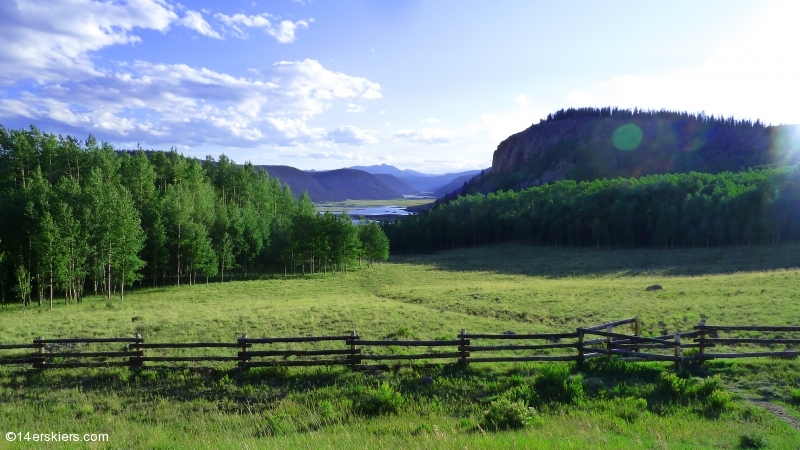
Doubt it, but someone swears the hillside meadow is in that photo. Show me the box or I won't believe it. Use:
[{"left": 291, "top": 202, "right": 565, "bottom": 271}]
[{"left": 1, "top": 243, "right": 800, "bottom": 449}]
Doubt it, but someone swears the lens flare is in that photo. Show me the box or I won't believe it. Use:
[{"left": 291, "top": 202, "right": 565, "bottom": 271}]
[
  {"left": 770, "top": 125, "right": 800, "bottom": 165},
  {"left": 613, "top": 124, "right": 643, "bottom": 150}
]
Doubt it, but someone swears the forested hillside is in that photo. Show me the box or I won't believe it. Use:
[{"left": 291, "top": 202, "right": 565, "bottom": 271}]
[
  {"left": 447, "top": 107, "right": 800, "bottom": 199},
  {"left": 0, "top": 125, "right": 389, "bottom": 307},
  {"left": 253, "top": 165, "right": 412, "bottom": 201},
  {"left": 386, "top": 167, "right": 800, "bottom": 253}
]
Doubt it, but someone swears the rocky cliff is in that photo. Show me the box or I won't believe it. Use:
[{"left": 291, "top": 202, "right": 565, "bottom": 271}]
[{"left": 488, "top": 108, "right": 800, "bottom": 190}]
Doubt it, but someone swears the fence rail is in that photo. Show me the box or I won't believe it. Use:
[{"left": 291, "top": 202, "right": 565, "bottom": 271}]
[{"left": 0, "top": 318, "right": 798, "bottom": 371}]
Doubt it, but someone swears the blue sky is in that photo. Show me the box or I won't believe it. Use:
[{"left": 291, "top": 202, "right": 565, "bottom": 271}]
[{"left": 1, "top": 1, "right": 798, "bottom": 173}]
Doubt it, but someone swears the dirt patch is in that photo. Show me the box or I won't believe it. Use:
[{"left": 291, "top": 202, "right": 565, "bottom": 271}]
[
  {"left": 727, "top": 384, "right": 800, "bottom": 431},
  {"left": 749, "top": 400, "right": 800, "bottom": 431}
]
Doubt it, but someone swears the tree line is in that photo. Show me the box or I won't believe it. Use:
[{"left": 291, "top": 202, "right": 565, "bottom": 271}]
[
  {"left": 385, "top": 166, "right": 800, "bottom": 253},
  {"left": 543, "top": 107, "right": 767, "bottom": 130},
  {"left": 0, "top": 125, "right": 389, "bottom": 308}
]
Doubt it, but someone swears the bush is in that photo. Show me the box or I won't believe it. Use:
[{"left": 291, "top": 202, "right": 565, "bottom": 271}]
[
  {"left": 655, "top": 372, "right": 692, "bottom": 402},
  {"left": 613, "top": 397, "right": 648, "bottom": 423},
  {"left": 696, "top": 376, "right": 724, "bottom": 399},
  {"left": 503, "top": 384, "right": 540, "bottom": 407},
  {"left": 481, "top": 398, "right": 536, "bottom": 431},
  {"left": 788, "top": 387, "right": 800, "bottom": 404},
  {"left": 706, "top": 389, "right": 732, "bottom": 411},
  {"left": 534, "top": 365, "right": 585, "bottom": 405},
  {"left": 738, "top": 433, "right": 769, "bottom": 449},
  {"left": 655, "top": 373, "right": 731, "bottom": 409},
  {"left": 357, "top": 383, "right": 405, "bottom": 416},
  {"left": 318, "top": 400, "right": 344, "bottom": 422},
  {"left": 262, "top": 413, "right": 293, "bottom": 436},
  {"left": 411, "top": 423, "right": 435, "bottom": 436}
]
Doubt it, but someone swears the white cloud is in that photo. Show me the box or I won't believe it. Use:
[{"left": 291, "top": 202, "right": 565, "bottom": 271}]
[
  {"left": 564, "top": 90, "right": 599, "bottom": 106},
  {"left": 0, "top": 59, "right": 383, "bottom": 147},
  {"left": 566, "top": 1, "right": 800, "bottom": 125},
  {"left": 0, "top": 0, "right": 180, "bottom": 84},
  {"left": 391, "top": 128, "right": 450, "bottom": 144},
  {"left": 179, "top": 10, "right": 222, "bottom": 39},
  {"left": 347, "top": 103, "right": 366, "bottom": 113},
  {"left": 215, "top": 13, "right": 309, "bottom": 43},
  {"left": 468, "top": 95, "right": 547, "bottom": 141},
  {"left": 421, "top": 118, "right": 439, "bottom": 123},
  {"left": 326, "top": 126, "right": 377, "bottom": 145}
]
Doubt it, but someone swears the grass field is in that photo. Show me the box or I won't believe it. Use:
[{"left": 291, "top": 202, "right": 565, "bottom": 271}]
[
  {"left": 314, "top": 198, "right": 435, "bottom": 213},
  {"left": 1, "top": 243, "right": 800, "bottom": 449}
]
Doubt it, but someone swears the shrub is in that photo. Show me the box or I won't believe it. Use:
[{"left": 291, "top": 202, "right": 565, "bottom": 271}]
[
  {"left": 318, "top": 400, "right": 338, "bottom": 421},
  {"left": 481, "top": 398, "right": 536, "bottom": 431},
  {"left": 411, "top": 423, "right": 435, "bottom": 436},
  {"left": 262, "top": 413, "right": 293, "bottom": 436},
  {"left": 655, "top": 373, "right": 732, "bottom": 409},
  {"left": 655, "top": 372, "right": 692, "bottom": 402},
  {"left": 534, "top": 365, "right": 585, "bottom": 405},
  {"left": 357, "top": 383, "right": 405, "bottom": 416},
  {"left": 696, "top": 376, "right": 724, "bottom": 399},
  {"left": 738, "top": 433, "right": 769, "bottom": 449},
  {"left": 706, "top": 389, "right": 732, "bottom": 411},
  {"left": 503, "top": 384, "right": 540, "bottom": 407},
  {"left": 613, "top": 397, "right": 648, "bottom": 423},
  {"left": 788, "top": 387, "right": 800, "bottom": 404}
]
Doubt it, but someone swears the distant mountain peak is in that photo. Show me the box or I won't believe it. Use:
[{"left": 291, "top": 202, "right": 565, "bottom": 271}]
[{"left": 348, "top": 164, "right": 430, "bottom": 177}]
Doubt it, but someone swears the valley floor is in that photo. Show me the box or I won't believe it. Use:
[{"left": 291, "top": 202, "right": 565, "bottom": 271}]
[{"left": 1, "top": 243, "right": 800, "bottom": 449}]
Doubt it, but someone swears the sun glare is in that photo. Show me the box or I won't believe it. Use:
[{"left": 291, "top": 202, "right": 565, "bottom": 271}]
[{"left": 612, "top": 124, "right": 643, "bottom": 150}]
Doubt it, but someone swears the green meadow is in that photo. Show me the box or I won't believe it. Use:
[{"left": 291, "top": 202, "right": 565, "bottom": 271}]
[
  {"left": 314, "top": 197, "right": 435, "bottom": 213},
  {"left": 1, "top": 243, "right": 800, "bottom": 449}
]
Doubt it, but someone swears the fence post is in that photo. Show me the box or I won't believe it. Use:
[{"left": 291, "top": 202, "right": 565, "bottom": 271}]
[
  {"left": 133, "top": 333, "right": 144, "bottom": 367},
  {"left": 349, "top": 330, "right": 359, "bottom": 370},
  {"left": 634, "top": 317, "right": 641, "bottom": 354},
  {"left": 459, "top": 329, "right": 469, "bottom": 367},
  {"left": 674, "top": 332, "right": 682, "bottom": 371},
  {"left": 698, "top": 319, "right": 706, "bottom": 356},
  {"left": 606, "top": 325, "right": 613, "bottom": 359},
  {"left": 239, "top": 333, "right": 249, "bottom": 369},
  {"left": 34, "top": 336, "right": 44, "bottom": 369},
  {"left": 577, "top": 329, "right": 585, "bottom": 366}
]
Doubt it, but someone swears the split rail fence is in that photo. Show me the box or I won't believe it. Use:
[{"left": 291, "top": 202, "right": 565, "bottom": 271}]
[{"left": 1, "top": 318, "right": 799, "bottom": 371}]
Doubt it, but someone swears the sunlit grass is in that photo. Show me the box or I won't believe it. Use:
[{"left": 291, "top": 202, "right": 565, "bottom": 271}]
[
  {"left": 314, "top": 198, "right": 435, "bottom": 213},
  {"left": 1, "top": 243, "right": 800, "bottom": 448}
]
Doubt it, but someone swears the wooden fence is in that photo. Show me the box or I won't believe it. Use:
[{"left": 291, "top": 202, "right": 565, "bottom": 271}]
[{"left": 1, "top": 318, "right": 799, "bottom": 371}]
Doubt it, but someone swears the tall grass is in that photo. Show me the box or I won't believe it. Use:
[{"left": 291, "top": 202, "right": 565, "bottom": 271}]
[{"left": 1, "top": 243, "right": 800, "bottom": 448}]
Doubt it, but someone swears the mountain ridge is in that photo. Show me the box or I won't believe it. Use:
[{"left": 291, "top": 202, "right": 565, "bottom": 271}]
[{"left": 453, "top": 107, "right": 800, "bottom": 197}]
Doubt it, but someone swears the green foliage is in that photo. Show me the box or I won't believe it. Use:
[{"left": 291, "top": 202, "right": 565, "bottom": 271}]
[
  {"left": 481, "top": 397, "right": 537, "bottom": 431},
  {"left": 788, "top": 387, "right": 800, "bottom": 404},
  {"left": 0, "top": 243, "right": 799, "bottom": 447},
  {"left": 0, "top": 126, "right": 388, "bottom": 303},
  {"left": 534, "top": 365, "right": 585, "bottom": 405},
  {"left": 654, "top": 373, "right": 730, "bottom": 410},
  {"left": 706, "top": 389, "right": 732, "bottom": 411},
  {"left": 385, "top": 326, "right": 416, "bottom": 340},
  {"left": 359, "top": 220, "right": 389, "bottom": 266},
  {"left": 386, "top": 166, "right": 800, "bottom": 253},
  {"left": 611, "top": 397, "right": 648, "bottom": 423},
  {"left": 410, "top": 423, "right": 435, "bottom": 436},
  {"left": 261, "top": 413, "right": 293, "bottom": 436},
  {"left": 501, "top": 384, "right": 539, "bottom": 407},
  {"left": 357, "top": 383, "right": 405, "bottom": 416},
  {"left": 739, "top": 433, "right": 769, "bottom": 449}
]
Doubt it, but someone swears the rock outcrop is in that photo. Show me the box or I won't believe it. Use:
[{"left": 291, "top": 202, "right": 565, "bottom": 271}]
[{"left": 487, "top": 108, "right": 800, "bottom": 191}]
